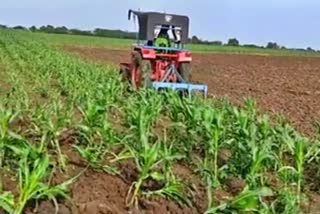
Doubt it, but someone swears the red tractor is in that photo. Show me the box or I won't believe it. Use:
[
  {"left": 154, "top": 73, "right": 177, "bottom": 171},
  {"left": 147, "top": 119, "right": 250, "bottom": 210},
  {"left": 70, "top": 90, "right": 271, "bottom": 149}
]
[{"left": 120, "top": 9, "right": 208, "bottom": 97}]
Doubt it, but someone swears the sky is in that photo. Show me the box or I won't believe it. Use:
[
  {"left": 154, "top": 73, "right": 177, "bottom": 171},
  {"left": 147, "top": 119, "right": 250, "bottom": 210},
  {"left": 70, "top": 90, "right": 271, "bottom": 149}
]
[{"left": 1, "top": 0, "right": 320, "bottom": 49}]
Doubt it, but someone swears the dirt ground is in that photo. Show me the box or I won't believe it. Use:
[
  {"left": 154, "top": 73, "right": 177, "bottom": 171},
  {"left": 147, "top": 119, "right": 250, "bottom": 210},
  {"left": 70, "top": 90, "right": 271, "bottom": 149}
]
[
  {"left": 64, "top": 46, "right": 320, "bottom": 136},
  {"left": 47, "top": 45, "right": 320, "bottom": 214},
  {"left": 3, "top": 46, "right": 320, "bottom": 214}
]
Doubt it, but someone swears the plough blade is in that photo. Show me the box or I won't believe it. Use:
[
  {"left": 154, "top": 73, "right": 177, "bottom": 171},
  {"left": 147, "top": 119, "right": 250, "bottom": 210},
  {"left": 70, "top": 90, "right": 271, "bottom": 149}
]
[{"left": 151, "top": 81, "right": 208, "bottom": 98}]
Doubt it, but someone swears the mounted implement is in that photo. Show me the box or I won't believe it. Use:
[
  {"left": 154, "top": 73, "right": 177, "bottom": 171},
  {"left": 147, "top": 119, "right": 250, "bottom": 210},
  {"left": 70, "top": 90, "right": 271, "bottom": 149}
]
[{"left": 120, "top": 9, "right": 208, "bottom": 97}]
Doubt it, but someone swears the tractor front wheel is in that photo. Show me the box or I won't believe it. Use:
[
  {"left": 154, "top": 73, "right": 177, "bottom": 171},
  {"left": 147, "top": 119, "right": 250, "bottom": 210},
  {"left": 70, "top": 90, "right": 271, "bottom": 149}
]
[{"left": 179, "top": 62, "right": 192, "bottom": 83}]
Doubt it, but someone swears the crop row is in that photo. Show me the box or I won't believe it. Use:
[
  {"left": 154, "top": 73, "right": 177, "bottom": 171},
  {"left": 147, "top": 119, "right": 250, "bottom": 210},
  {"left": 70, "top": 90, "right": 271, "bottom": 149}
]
[{"left": 0, "top": 29, "right": 320, "bottom": 213}]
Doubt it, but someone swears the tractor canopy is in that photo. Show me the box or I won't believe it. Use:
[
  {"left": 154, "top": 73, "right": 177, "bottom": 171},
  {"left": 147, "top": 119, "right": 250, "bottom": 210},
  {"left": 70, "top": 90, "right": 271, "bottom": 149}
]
[{"left": 128, "top": 9, "right": 189, "bottom": 44}]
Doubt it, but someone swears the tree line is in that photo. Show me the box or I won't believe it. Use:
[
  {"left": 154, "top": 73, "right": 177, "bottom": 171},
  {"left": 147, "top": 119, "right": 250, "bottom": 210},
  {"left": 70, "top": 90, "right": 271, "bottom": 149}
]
[
  {"left": 0, "top": 24, "right": 137, "bottom": 39},
  {"left": 0, "top": 24, "right": 316, "bottom": 52},
  {"left": 190, "top": 36, "right": 317, "bottom": 52}
]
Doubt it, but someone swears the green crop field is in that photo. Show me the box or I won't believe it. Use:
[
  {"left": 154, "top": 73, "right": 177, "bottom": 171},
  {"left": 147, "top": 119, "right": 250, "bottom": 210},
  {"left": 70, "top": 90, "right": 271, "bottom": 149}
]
[
  {"left": 1, "top": 28, "right": 320, "bottom": 213},
  {"left": 29, "top": 30, "right": 320, "bottom": 57}
]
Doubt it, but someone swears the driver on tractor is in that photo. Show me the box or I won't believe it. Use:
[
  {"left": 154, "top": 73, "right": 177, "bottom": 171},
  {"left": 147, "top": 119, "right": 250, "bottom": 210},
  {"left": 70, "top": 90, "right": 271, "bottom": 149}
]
[
  {"left": 154, "top": 25, "right": 171, "bottom": 47},
  {"left": 154, "top": 25, "right": 181, "bottom": 48}
]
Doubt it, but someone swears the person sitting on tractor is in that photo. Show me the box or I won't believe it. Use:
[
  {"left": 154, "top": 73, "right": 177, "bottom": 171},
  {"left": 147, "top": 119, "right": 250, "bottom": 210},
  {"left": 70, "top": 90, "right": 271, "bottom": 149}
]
[{"left": 154, "top": 25, "right": 171, "bottom": 47}]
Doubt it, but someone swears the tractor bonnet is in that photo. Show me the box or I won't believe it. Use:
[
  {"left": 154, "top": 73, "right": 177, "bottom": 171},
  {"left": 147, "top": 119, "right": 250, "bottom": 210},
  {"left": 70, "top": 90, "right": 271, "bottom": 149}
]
[{"left": 128, "top": 9, "right": 189, "bottom": 43}]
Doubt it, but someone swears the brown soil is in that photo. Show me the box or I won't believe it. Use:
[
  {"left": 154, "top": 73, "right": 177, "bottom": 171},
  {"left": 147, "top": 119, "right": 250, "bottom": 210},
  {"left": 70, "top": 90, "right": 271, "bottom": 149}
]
[
  {"left": 173, "top": 163, "right": 207, "bottom": 213},
  {"left": 306, "top": 192, "right": 320, "bottom": 214},
  {"left": 64, "top": 45, "right": 320, "bottom": 136},
  {"left": 52, "top": 164, "right": 200, "bottom": 214},
  {"left": 217, "top": 149, "right": 232, "bottom": 167},
  {"left": 19, "top": 145, "right": 197, "bottom": 214},
  {"left": 5, "top": 45, "right": 319, "bottom": 214},
  {"left": 225, "top": 176, "right": 246, "bottom": 195},
  {"left": 58, "top": 136, "right": 197, "bottom": 213}
]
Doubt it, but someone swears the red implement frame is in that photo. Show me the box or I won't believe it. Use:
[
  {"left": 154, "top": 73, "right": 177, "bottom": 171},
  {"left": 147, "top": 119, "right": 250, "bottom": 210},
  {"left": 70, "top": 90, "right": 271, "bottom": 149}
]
[{"left": 120, "top": 46, "right": 192, "bottom": 89}]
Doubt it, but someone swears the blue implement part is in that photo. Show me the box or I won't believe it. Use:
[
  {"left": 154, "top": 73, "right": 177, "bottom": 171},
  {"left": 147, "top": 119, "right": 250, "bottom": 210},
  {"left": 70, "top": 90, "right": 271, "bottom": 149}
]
[
  {"left": 136, "top": 44, "right": 190, "bottom": 52},
  {"left": 151, "top": 81, "right": 208, "bottom": 98}
]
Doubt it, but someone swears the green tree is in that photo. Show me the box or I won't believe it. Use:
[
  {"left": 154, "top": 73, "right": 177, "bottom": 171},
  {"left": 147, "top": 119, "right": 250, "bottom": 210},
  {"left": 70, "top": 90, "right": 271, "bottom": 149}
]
[
  {"left": 227, "top": 38, "right": 239, "bottom": 46},
  {"left": 39, "top": 25, "right": 55, "bottom": 33},
  {"left": 307, "top": 47, "right": 315, "bottom": 52},
  {"left": 190, "top": 35, "right": 201, "bottom": 44},
  {"left": 29, "top": 26, "right": 37, "bottom": 32},
  {"left": 13, "top": 26, "right": 27, "bottom": 30},
  {"left": 54, "top": 26, "right": 69, "bottom": 34},
  {"left": 266, "top": 42, "right": 279, "bottom": 49}
]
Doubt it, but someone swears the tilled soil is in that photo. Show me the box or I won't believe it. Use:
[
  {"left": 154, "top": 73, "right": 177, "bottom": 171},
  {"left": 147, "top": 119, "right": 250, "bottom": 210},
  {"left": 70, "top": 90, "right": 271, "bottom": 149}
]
[
  {"left": 64, "top": 46, "right": 320, "bottom": 136},
  {"left": 2, "top": 45, "right": 320, "bottom": 214},
  {"left": 17, "top": 45, "right": 319, "bottom": 214},
  {"left": 2, "top": 144, "right": 202, "bottom": 214}
]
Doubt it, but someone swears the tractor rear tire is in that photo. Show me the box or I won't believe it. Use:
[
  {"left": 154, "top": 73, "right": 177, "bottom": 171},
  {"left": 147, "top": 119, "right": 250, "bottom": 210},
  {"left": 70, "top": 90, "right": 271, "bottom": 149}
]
[
  {"left": 179, "top": 63, "right": 192, "bottom": 82},
  {"left": 140, "top": 60, "right": 152, "bottom": 88},
  {"left": 119, "top": 66, "right": 130, "bottom": 82},
  {"left": 131, "top": 51, "right": 141, "bottom": 65},
  {"left": 132, "top": 51, "right": 152, "bottom": 88}
]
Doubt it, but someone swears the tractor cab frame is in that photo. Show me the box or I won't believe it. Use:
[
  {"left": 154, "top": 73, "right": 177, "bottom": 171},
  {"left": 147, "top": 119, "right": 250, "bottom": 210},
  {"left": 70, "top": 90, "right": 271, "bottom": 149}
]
[{"left": 120, "top": 9, "right": 208, "bottom": 97}]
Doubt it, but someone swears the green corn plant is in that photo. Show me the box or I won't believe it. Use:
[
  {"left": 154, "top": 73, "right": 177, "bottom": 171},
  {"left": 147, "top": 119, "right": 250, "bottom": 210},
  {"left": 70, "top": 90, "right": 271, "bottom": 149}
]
[
  {"left": 125, "top": 139, "right": 160, "bottom": 206},
  {"left": 74, "top": 96, "right": 123, "bottom": 172},
  {"left": 172, "top": 98, "right": 209, "bottom": 157},
  {"left": 124, "top": 91, "right": 188, "bottom": 207},
  {"left": 293, "top": 137, "right": 306, "bottom": 206},
  {"left": 74, "top": 121, "right": 120, "bottom": 175},
  {"left": 163, "top": 90, "right": 187, "bottom": 122},
  {"left": 78, "top": 97, "right": 107, "bottom": 130},
  {"left": 125, "top": 90, "right": 163, "bottom": 129},
  {"left": 31, "top": 100, "right": 72, "bottom": 171},
  {"left": 121, "top": 89, "right": 163, "bottom": 160},
  {"left": 245, "top": 120, "right": 276, "bottom": 187},
  {"left": 277, "top": 136, "right": 307, "bottom": 212},
  {"left": 273, "top": 117, "right": 298, "bottom": 166},
  {"left": 143, "top": 179, "right": 191, "bottom": 207},
  {"left": 0, "top": 190, "right": 15, "bottom": 214},
  {"left": 125, "top": 138, "right": 188, "bottom": 207},
  {"left": 257, "top": 115, "right": 274, "bottom": 140},
  {"left": 200, "top": 107, "right": 225, "bottom": 209},
  {"left": 242, "top": 97, "right": 257, "bottom": 121},
  {"left": 205, "top": 186, "right": 273, "bottom": 214},
  {"left": 247, "top": 141, "right": 275, "bottom": 187},
  {"left": 74, "top": 143, "right": 119, "bottom": 175},
  {"left": 306, "top": 139, "right": 320, "bottom": 163},
  {"left": 158, "top": 129, "right": 185, "bottom": 181},
  {"left": 0, "top": 106, "right": 21, "bottom": 168},
  {"left": 9, "top": 148, "right": 83, "bottom": 214},
  {"left": 4, "top": 136, "right": 39, "bottom": 164},
  {"left": 36, "top": 71, "right": 53, "bottom": 98},
  {"left": 232, "top": 107, "right": 251, "bottom": 137},
  {"left": 92, "top": 73, "right": 124, "bottom": 105},
  {"left": 14, "top": 153, "right": 52, "bottom": 214},
  {"left": 224, "top": 111, "right": 252, "bottom": 176},
  {"left": 5, "top": 74, "right": 30, "bottom": 111},
  {"left": 270, "top": 187, "right": 300, "bottom": 214},
  {"left": 162, "top": 92, "right": 195, "bottom": 156},
  {"left": 221, "top": 104, "right": 279, "bottom": 195}
]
